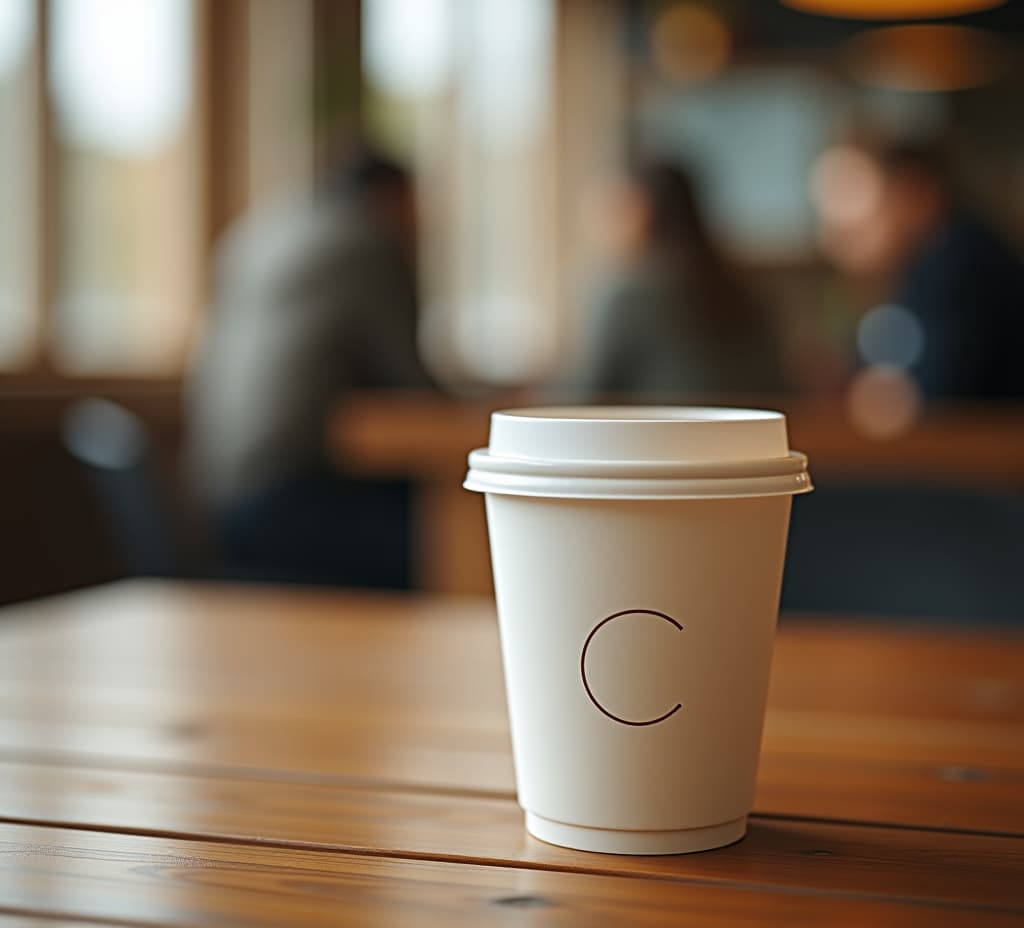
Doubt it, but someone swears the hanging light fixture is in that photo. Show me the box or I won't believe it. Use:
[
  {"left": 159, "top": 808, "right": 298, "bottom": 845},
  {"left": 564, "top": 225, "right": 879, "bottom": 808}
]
[
  {"left": 844, "top": 24, "right": 1006, "bottom": 91},
  {"left": 780, "top": 0, "right": 1005, "bottom": 19}
]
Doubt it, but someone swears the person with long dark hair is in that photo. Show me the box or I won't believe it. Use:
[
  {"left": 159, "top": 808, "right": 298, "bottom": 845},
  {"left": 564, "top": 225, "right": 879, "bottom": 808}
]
[{"left": 565, "top": 160, "right": 784, "bottom": 398}]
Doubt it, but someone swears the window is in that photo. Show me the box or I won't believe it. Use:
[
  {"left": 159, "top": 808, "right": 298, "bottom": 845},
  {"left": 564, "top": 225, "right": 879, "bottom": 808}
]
[
  {"left": 362, "top": 0, "right": 630, "bottom": 386},
  {"left": 0, "top": 0, "right": 35, "bottom": 368},
  {"left": 364, "top": 0, "right": 561, "bottom": 385},
  {"left": 0, "top": 0, "right": 201, "bottom": 377}
]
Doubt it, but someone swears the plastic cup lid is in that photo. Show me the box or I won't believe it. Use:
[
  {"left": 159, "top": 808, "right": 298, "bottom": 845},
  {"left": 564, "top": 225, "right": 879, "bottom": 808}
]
[{"left": 464, "top": 406, "right": 812, "bottom": 500}]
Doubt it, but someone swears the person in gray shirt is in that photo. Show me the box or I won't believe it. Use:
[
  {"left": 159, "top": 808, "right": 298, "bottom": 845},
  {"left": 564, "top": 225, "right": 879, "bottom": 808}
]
[{"left": 186, "top": 150, "right": 436, "bottom": 587}]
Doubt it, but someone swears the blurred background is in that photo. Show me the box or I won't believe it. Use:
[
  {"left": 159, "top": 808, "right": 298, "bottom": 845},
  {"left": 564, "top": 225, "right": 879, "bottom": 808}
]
[{"left": 2, "top": 0, "right": 1023, "bottom": 622}]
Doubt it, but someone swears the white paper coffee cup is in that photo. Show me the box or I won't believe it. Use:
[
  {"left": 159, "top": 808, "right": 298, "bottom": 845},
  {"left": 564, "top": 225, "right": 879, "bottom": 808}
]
[{"left": 464, "top": 407, "right": 812, "bottom": 855}]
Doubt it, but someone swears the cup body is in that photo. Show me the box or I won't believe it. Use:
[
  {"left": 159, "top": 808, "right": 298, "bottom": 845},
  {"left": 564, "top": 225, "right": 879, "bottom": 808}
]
[
  {"left": 465, "top": 407, "right": 810, "bottom": 854},
  {"left": 485, "top": 492, "right": 791, "bottom": 854}
]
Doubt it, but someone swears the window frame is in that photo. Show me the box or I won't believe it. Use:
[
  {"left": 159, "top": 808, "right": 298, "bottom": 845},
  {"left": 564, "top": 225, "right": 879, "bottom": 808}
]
[{"left": 0, "top": 0, "right": 213, "bottom": 390}]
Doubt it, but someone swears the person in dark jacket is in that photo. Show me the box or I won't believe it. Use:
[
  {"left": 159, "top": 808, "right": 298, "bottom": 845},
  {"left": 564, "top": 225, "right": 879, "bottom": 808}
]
[{"left": 815, "top": 141, "right": 1024, "bottom": 399}]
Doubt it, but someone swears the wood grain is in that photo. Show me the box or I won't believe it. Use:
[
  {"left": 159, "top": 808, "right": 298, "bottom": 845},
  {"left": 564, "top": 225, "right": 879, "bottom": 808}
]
[
  {"left": 4, "top": 583, "right": 1021, "bottom": 725},
  {"left": 2, "top": 583, "right": 1024, "bottom": 926},
  {"left": 0, "top": 823, "right": 1020, "bottom": 928},
  {"left": 0, "top": 582, "right": 1021, "bottom": 832},
  {"left": 0, "top": 762, "right": 1021, "bottom": 910},
  {"left": 755, "top": 750, "right": 1024, "bottom": 833}
]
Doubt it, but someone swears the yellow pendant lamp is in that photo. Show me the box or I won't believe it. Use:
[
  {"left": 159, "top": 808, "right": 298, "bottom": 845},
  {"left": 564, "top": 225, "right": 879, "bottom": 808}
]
[
  {"left": 844, "top": 23, "right": 1006, "bottom": 90},
  {"left": 780, "top": 0, "right": 1005, "bottom": 19}
]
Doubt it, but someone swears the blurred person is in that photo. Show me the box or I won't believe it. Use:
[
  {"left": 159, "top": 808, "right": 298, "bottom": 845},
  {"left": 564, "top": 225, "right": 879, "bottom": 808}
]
[
  {"left": 186, "top": 148, "right": 437, "bottom": 588},
  {"left": 563, "top": 160, "right": 785, "bottom": 398},
  {"left": 814, "top": 141, "right": 1024, "bottom": 398}
]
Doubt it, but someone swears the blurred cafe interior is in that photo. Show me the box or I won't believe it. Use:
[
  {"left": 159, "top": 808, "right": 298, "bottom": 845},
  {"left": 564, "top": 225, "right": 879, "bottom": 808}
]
[{"left": 2, "top": 0, "right": 1024, "bottom": 624}]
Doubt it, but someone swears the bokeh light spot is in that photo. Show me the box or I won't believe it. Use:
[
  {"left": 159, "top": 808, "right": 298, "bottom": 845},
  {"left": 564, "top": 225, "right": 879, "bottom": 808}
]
[
  {"left": 857, "top": 303, "right": 925, "bottom": 368},
  {"left": 651, "top": 4, "right": 731, "bottom": 87},
  {"left": 846, "top": 365, "right": 922, "bottom": 440},
  {"left": 809, "top": 145, "right": 883, "bottom": 227}
]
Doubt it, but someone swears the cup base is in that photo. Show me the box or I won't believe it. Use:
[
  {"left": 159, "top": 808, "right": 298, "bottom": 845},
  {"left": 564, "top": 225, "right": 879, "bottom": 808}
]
[{"left": 525, "top": 812, "right": 747, "bottom": 856}]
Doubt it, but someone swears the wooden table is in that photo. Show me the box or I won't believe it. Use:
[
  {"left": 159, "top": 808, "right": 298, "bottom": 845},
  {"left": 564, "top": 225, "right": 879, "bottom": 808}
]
[
  {"left": 329, "top": 395, "right": 1024, "bottom": 593},
  {"left": 0, "top": 581, "right": 1022, "bottom": 926}
]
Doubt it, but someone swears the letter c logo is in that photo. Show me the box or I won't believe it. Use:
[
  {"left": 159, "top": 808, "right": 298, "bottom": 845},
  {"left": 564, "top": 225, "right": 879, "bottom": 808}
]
[{"left": 580, "top": 609, "right": 684, "bottom": 727}]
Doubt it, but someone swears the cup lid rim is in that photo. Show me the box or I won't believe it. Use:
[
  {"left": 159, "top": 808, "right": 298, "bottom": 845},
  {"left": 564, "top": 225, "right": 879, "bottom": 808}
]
[
  {"left": 464, "top": 450, "right": 813, "bottom": 499},
  {"left": 467, "top": 448, "right": 808, "bottom": 479},
  {"left": 492, "top": 405, "right": 785, "bottom": 423}
]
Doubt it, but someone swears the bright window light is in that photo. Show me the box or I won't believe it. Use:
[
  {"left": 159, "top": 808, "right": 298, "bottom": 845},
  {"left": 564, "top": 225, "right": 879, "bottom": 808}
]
[{"left": 50, "top": 0, "right": 192, "bottom": 156}]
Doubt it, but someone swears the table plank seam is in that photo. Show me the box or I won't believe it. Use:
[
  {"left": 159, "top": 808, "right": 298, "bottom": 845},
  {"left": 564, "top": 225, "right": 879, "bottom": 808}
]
[
  {"left": 753, "top": 809, "right": 1024, "bottom": 841},
  {"left": 3, "top": 816, "right": 1022, "bottom": 917},
  {"left": 1, "top": 749, "right": 1020, "bottom": 841},
  {"left": 0, "top": 748, "right": 518, "bottom": 802}
]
